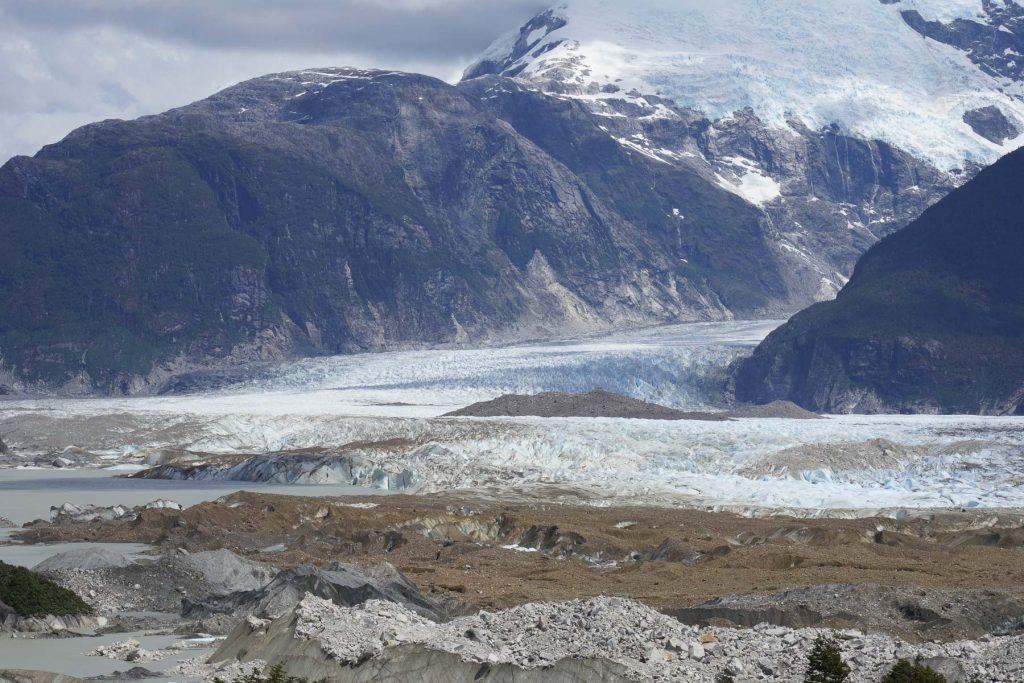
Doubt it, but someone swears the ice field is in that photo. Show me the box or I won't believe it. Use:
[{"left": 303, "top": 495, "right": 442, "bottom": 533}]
[{"left": 2, "top": 320, "right": 1023, "bottom": 514}]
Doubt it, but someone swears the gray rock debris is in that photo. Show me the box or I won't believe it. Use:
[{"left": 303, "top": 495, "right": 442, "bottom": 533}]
[
  {"left": 89, "top": 640, "right": 165, "bottom": 663},
  {"left": 667, "top": 582, "right": 1024, "bottom": 642},
  {"left": 86, "top": 667, "right": 161, "bottom": 681},
  {"left": 49, "top": 500, "right": 181, "bottom": 525},
  {"left": 0, "top": 608, "right": 107, "bottom": 634},
  {"left": 38, "top": 549, "right": 275, "bottom": 617},
  {"left": 0, "top": 673, "right": 88, "bottom": 683},
  {"left": 180, "top": 549, "right": 276, "bottom": 597},
  {"left": 209, "top": 595, "right": 1024, "bottom": 683},
  {"left": 34, "top": 548, "right": 137, "bottom": 573},
  {"left": 183, "top": 562, "right": 443, "bottom": 622}
]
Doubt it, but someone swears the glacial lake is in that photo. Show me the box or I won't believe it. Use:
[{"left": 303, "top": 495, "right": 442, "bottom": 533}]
[
  {"left": 0, "top": 467, "right": 390, "bottom": 525},
  {"left": 0, "top": 630, "right": 215, "bottom": 682}
]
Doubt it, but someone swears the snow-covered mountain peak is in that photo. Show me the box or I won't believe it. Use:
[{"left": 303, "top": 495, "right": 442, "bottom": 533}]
[{"left": 465, "top": 0, "right": 1024, "bottom": 170}]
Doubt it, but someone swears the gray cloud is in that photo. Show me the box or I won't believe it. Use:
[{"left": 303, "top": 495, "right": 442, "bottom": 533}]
[{"left": 0, "top": 0, "right": 547, "bottom": 162}]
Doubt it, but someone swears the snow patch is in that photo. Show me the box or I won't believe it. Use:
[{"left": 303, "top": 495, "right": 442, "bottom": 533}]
[{"left": 714, "top": 157, "right": 781, "bottom": 206}]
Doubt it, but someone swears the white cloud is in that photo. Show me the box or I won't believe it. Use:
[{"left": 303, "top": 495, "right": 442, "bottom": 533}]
[{"left": 0, "top": 0, "right": 546, "bottom": 162}]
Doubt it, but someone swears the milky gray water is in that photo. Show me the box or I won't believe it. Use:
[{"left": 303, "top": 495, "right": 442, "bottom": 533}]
[
  {"left": 0, "top": 467, "right": 389, "bottom": 525},
  {"left": 0, "top": 631, "right": 213, "bottom": 682}
]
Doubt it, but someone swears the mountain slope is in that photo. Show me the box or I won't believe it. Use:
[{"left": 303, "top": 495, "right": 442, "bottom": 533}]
[
  {"left": 463, "top": 0, "right": 1024, "bottom": 313},
  {"left": 0, "top": 68, "right": 795, "bottom": 393},
  {"left": 734, "top": 147, "right": 1024, "bottom": 415}
]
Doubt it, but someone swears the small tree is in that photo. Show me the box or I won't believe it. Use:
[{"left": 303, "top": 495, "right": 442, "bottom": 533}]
[
  {"left": 715, "top": 671, "right": 737, "bottom": 683},
  {"left": 215, "top": 664, "right": 311, "bottom": 683},
  {"left": 804, "top": 634, "right": 851, "bottom": 683},
  {"left": 880, "top": 660, "right": 947, "bottom": 683}
]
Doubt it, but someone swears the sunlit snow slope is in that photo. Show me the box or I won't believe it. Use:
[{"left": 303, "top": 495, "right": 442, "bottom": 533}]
[{"left": 469, "top": 0, "right": 1024, "bottom": 170}]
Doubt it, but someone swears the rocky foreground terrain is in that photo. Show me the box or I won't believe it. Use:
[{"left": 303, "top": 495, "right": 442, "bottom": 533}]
[
  {"left": 194, "top": 594, "right": 1024, "bottom": 682},
  {"left": 15, "top": 493, "right": 1024, "bottom": 633},
  {"left": 4, "top": 489, "right": 1024, "bottom": 680},
  {"left": 3, "top": 491, "right": 1024, "bottom": 680}
]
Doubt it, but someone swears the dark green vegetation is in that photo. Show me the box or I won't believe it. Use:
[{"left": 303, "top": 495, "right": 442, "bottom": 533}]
[
  {"left": 0, "top": 561, "right": 91, "bottom": 618},
  {"left": 880, "top": 660, "right": 947, "bottom": 683},
  {"left": 214, "top": 664, "right": 318, "bottom": 683},
  {"left": 736, "top": 147, "right": 1024, "bottom": 414},
  {"left": 0, "top": 68, "right": 792, "bottom": 394},
  {"left": 804, "top": 634, "right": 850, "bottom": 683},
  {"left": 715, "top": 671, "right": 737, "bottom": 683}
]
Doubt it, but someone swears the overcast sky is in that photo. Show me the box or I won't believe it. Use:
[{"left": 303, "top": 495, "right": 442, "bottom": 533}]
[{"left": 0, "top": 0, "right": 547, "bottom": 163}]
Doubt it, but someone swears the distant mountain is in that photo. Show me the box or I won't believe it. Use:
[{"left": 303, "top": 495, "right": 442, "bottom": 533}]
[
  {"left": 735, "top": 147, "right": 1024, "bottom": 415},
  {"left": 0, "top": 68, "right": 796, "bottom": 393}
]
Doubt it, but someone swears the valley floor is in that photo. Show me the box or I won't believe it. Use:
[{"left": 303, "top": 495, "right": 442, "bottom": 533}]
[{"left": 2, "top": 320, "right": 1023, "bottom": 513}]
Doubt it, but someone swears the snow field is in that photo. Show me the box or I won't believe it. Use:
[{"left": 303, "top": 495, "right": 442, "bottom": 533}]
[{"left": 472, "top": 0, "right": 1024, "bottom": 169}]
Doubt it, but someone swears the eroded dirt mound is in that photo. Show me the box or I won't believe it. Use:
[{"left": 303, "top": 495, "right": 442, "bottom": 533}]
[
  {"left": 444, "top": 389, "right": 728, "bottom": 420},
  {"left": 724, "top": 401, "right": 823, "bottom": 419},
  {"left": 35, "top": 549, "right": 276, "bottom": 617}
]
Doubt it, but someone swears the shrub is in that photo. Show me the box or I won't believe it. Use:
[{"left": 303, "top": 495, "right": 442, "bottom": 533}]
[
  {"left": 715, "top": 671, "right": 737, "bottom": 683},
  {"left": 214, "top": 664, "right": 320, "bottom": 683},
  {"left": 0, "top": 561, "right": 92, "bottom": 617},
  {"left": 880, "top": 660, "right": 948, "bottom": 683},
  {"left": 804, "top": 634, "right": 851, "bottom": 683}
]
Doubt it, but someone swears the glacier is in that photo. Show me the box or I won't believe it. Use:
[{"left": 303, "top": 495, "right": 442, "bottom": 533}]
[{"left": 2, "top": 321, "right": 1024, "bottom": 515}]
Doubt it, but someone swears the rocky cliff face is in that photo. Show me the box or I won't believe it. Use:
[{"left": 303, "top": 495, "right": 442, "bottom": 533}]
[
  {"left": 462, "top": 75, "right": 954, "bottom": 307},
  {"left": 735, "top": 148, "right": 1024, "bottom": 415}
]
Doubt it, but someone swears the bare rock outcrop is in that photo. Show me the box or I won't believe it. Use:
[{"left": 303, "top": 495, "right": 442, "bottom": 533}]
[{"left": 183, "top": 563, "right": 444, "bottom": 623}]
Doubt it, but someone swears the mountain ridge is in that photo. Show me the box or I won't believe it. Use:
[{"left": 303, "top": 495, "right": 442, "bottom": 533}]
[
  {"left": 0, "top": 67, "right": 788, "bottom": 394},
  {"left": 734, "top": 145, "right": 1024, "bottom": 415}
]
